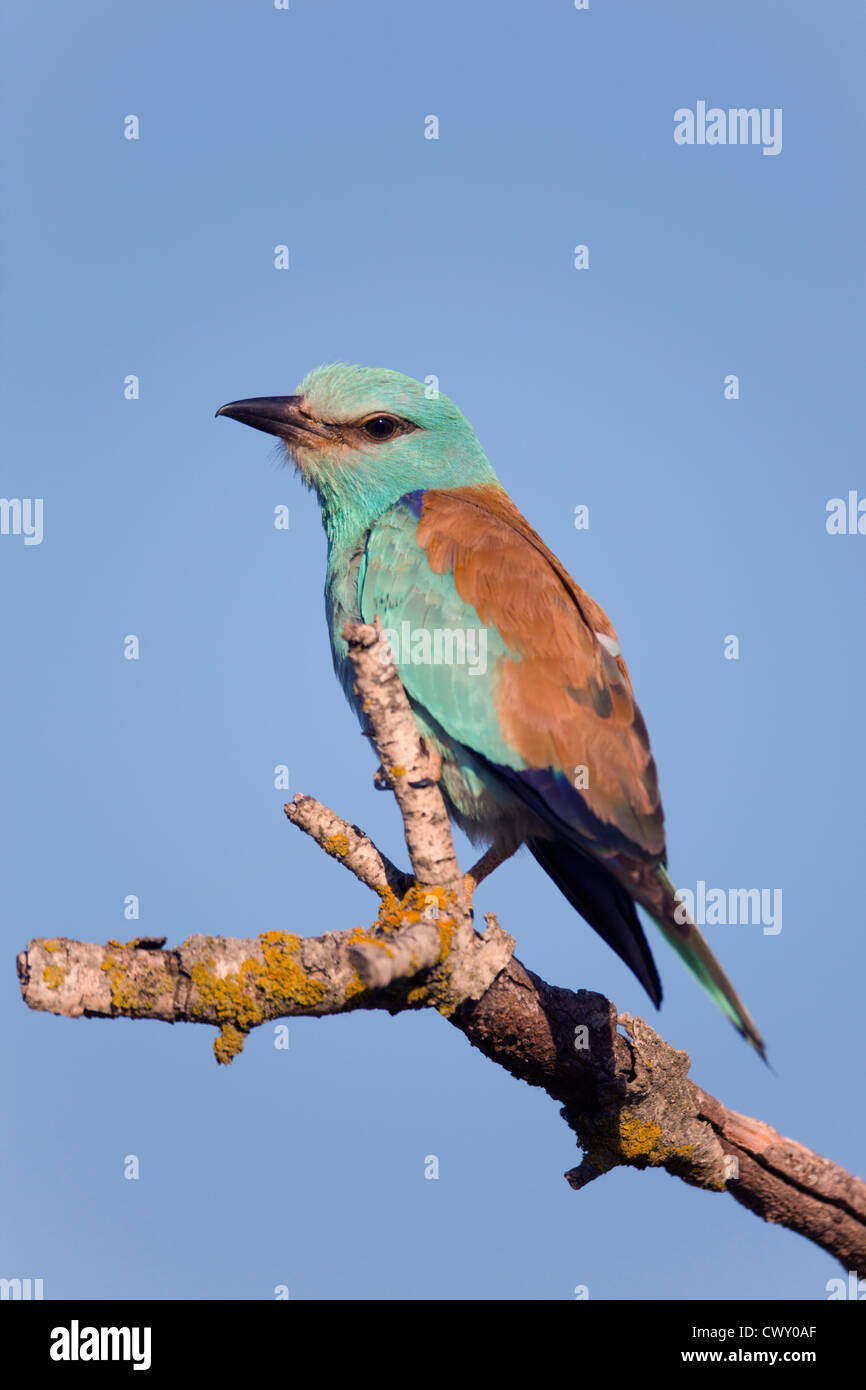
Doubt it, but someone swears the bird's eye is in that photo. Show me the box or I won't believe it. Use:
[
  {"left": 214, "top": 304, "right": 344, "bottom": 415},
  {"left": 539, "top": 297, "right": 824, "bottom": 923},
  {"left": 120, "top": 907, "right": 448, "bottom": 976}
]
[{"left": 362, "top": 415, "right": 399, "bottom": 441}]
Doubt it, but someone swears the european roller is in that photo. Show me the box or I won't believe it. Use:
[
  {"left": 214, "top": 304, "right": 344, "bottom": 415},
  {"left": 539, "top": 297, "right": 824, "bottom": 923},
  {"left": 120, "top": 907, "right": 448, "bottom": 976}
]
[{"left": 218, "top": 364, "right": 765, "bottom": 1056}]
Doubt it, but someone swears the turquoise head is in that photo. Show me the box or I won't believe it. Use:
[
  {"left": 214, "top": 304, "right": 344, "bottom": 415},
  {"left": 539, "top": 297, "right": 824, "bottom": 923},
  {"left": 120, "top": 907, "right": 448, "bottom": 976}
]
[{"left": 218, "top": 363, "right": 499, "bottom": 538}]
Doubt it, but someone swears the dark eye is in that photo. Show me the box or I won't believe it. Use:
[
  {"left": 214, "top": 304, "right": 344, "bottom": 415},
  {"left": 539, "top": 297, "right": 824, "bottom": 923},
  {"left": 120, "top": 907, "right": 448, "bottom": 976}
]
[{"left": 362, "top": 415, "right": 399, "bottom": 441}]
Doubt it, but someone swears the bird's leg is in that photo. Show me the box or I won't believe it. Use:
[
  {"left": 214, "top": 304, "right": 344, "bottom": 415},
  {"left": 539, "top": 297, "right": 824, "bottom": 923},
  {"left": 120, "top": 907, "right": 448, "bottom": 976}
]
[{"left": 464, "top": 843, "right": 516, "bottom": 904}]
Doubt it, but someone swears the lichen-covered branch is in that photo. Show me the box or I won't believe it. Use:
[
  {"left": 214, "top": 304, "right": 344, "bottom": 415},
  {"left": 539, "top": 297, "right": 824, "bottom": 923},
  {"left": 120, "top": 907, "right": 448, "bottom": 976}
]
[
  {"left": 16, "top": 622, "right": 866, "bottom": 1277},
  {"left": 283, "top": 792, "right": 413, "bottom": 897},
  {"left": 448, "top": 958, "right": 866, "bottom": 1276},
  {"left": 16, "top": 890, "right": 510, "bottom": 1066},
  {"left": 689, "top": 1084, "right": 866, "bottom": 1279}
]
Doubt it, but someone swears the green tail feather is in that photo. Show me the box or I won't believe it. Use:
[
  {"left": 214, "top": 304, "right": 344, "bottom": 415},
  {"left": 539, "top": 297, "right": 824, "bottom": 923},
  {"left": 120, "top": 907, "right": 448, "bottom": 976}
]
[{"left": 652, "top": 867, "right": 767, "bottom": 1062}]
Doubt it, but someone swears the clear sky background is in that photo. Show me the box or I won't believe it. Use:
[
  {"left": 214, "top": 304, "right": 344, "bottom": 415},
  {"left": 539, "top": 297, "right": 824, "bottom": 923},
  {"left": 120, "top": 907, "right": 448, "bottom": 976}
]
[{"left": 2, "top": 1, "right": 864, "bottom": 1301}]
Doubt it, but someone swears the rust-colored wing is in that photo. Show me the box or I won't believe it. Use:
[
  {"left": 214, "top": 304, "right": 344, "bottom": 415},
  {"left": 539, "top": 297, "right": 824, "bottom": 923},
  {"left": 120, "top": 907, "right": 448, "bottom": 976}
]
[{"left": 414, "top": 483, "right": 666, "bottom": 864}]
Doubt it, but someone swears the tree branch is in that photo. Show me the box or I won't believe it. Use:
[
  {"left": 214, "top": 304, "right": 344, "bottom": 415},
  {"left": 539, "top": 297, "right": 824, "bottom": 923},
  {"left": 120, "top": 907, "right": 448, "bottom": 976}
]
[{"left": 17, "top": 621, "right": 866, "bottom": 1276}]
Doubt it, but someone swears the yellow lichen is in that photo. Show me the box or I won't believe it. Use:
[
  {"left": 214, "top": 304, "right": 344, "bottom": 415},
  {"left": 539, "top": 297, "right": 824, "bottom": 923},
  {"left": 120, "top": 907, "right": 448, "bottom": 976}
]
[
  {"left": 43, "top": 963, "right": 65, "bottom": 990},
  {"left": 325, "top": 833, "right": 350, "bottom": 859},
  {"left": 213, "top": 1022, "right": 247, "bottom": 1066},
  {"left": 617, "top": 1113, "right": 696, "bottom": 1167},
  {"left": 346, "top": 924, "right": 394, "bottom": 952},
  {"left": 99, "top": 942, "right": 171, "bottom": 1016},
  {"left": 380, "top": 882, "right": 459, "bottom": 1012},
  {"left": 344, "top": 969, "right": 366, "bottom": 1003},
  {"left": 437, "top": 914, "right": 455, "bottom": 958},
  {"left": 100, "top": 951, "right": 144, "bottom": 1013},
  {"left": 189, "top": 931, "right": 328, "bottom": 1065},
  {"left": 618, "top": 1115, "right": 664, "bottom": 1161}
]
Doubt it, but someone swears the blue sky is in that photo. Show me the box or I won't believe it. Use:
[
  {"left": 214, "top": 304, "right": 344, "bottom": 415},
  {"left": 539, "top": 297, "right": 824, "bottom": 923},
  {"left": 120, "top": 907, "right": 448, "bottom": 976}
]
[{"left": 2, "top": 0, "right": 864, "bottom": 1300}]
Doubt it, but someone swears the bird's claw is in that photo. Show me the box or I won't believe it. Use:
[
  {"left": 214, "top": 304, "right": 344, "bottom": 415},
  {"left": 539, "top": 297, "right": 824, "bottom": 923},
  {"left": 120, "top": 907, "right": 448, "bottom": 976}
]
[{"left": 408, "top": 745, "right": 442, "bottom": 789}]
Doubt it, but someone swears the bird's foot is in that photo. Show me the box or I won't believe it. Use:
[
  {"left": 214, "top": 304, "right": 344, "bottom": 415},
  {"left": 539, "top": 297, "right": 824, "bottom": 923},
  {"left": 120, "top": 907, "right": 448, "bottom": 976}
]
[
  {"left": 408, "top": 744, "right": 442, "bottom": 789},
  {"left": 373, "top": 746, "right": 441, "bottom": 791}
]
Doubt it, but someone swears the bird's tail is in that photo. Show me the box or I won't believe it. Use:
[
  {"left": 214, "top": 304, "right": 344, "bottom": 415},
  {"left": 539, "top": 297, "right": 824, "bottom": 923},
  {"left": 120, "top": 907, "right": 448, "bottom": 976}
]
[
  {"left": 528, "top": 836, "right": 662, "bottom": 1008},
  {"left": 650, "top": 865, "right": 767, "bottom": 1061}
]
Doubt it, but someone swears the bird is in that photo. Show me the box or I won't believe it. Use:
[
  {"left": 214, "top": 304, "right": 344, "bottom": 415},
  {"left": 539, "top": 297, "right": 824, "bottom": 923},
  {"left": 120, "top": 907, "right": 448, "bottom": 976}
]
[{"left": 217, "top": 364, "right": 765, "bottom": 1057}]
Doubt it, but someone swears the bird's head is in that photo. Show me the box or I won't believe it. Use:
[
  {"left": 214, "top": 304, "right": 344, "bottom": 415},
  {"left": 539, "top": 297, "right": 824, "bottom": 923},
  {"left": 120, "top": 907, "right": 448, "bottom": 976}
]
[{"left": 217, "top": 363, "right": 498, "bottom": 536}]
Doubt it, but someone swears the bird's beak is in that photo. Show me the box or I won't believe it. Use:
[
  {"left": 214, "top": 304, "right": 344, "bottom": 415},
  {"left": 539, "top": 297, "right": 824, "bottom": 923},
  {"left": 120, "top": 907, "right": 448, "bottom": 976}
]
[{"left": 215, "top": 395, "right": 329, "bottom": 444}]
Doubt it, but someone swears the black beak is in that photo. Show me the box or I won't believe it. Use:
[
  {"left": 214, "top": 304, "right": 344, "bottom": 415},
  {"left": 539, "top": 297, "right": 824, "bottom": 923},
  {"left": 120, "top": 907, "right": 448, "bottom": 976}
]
[{"left": 216, "top": 395, "right": 326, "bottom": 443}]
